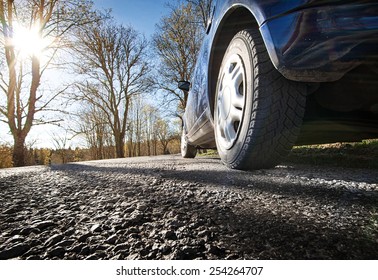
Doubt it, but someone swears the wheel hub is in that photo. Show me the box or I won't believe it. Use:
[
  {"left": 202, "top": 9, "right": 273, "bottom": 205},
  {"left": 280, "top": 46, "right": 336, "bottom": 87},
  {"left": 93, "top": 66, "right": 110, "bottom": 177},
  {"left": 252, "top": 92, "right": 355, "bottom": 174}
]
[
  {"left": 219, "top": 86, "right": 232, "bottom": 120},
  {"left": 216, "top": 54, "right": 246, "bottom": 150}
]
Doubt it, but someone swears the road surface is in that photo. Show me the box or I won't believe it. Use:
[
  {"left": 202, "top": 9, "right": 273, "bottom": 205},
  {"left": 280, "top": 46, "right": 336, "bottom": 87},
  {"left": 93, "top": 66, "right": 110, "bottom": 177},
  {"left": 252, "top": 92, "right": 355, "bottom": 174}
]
[{"left": 0, "top": 154, "right": 377, "bottom": 259}]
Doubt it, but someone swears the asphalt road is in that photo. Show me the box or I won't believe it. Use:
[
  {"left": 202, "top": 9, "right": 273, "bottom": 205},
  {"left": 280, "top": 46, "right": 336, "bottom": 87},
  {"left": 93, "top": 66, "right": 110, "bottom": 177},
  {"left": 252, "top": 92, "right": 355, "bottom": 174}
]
[{"left": 0, "top": 154, "right": 377, "bottom": 259}]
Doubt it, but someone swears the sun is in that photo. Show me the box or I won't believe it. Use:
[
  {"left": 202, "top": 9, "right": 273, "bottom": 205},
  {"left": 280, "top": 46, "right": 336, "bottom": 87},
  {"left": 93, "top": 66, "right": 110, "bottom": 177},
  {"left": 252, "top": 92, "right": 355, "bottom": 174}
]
[{"left": 12, "top": 23, "right": 49, "bottom": 59}]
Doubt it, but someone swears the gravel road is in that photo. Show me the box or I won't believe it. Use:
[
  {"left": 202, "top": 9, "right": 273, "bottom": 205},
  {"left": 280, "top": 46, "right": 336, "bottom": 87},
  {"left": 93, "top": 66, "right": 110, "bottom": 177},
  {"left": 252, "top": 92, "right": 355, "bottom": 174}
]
[{"left": 1, "top": 155, "right": 377, "bottom": 260}]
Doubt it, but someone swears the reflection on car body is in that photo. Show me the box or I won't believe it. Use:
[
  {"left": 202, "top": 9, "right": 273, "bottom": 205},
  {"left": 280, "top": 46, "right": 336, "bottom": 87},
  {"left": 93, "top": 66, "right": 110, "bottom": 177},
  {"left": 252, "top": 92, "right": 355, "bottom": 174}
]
[{"left": 179, "top": 0, "right": 378, "bottom": 170}]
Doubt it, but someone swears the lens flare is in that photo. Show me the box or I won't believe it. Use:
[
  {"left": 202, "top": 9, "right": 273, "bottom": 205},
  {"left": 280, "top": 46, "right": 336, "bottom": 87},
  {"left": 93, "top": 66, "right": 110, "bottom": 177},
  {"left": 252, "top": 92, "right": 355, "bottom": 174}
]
[{"left": 12, "top": 23, "right": 50, "bottom": 59}]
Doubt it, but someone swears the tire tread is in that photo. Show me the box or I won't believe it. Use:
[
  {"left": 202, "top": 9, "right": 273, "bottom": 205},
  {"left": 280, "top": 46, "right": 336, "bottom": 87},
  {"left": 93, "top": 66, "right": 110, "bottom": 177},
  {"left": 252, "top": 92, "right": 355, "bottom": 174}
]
[{"left": 228, "top": 29, "right": 307, "bottom": 170}]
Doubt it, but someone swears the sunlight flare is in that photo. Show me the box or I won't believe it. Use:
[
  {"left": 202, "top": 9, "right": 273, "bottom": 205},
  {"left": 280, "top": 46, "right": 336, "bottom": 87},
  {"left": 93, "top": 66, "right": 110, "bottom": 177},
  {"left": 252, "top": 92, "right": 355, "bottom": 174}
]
[{"left": 12, "top": 23, "right": 50, "bottom": 59}]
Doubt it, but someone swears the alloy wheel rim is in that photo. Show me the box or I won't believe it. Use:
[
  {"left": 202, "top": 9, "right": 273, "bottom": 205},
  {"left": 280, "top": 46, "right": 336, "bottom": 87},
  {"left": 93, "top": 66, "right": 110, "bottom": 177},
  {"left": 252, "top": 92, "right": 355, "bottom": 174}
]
[{"left": 216, "top": 54, "right": 246, "bottom": 150}]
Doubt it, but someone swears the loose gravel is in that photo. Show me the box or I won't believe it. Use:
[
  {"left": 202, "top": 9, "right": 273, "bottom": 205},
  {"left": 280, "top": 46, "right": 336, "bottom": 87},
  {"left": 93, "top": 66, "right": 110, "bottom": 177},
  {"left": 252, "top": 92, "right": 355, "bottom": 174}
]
[{"left": 0, "top": 155, "right": 377, "bottom": 259}]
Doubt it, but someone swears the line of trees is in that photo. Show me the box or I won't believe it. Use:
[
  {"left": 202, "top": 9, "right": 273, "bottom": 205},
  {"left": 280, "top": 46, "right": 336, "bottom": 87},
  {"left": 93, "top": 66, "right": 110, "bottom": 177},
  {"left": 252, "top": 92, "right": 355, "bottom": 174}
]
[
  {"left": 0, "top": 0, "right": 213, "bottom": 168},
  {"left": 75, "top": 95, "right": 181, "bottom": 161},
  {"left": 72, "top": 18, "right": 151, "bottom": 158}
]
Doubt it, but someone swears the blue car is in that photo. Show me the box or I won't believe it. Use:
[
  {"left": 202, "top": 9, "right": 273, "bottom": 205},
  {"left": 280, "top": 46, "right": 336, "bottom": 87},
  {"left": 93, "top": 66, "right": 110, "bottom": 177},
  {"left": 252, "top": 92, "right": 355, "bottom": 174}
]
[{"left": 179, "top": 0, "right": 378, "bottom": 170}]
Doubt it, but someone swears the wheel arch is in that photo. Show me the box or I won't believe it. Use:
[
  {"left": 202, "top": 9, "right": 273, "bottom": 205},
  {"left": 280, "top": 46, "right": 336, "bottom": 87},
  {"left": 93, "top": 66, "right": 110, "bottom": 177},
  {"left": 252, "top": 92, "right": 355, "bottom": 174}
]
[{"left": 208, "top": 6, "right": 260, "bottom": 119}]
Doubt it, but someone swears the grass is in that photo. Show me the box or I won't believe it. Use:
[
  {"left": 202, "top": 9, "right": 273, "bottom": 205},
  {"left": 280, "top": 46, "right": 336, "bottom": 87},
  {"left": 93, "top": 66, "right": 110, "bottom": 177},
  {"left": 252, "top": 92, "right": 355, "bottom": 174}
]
[
  {"left": 287, "top": 139, "right": 378, "bottom": 169},
  {"left": 197, "top": 149, "right": 219, "bottom": 157},
  {"left": 198, "top": 139, "right": 378, "bottom": 169}
]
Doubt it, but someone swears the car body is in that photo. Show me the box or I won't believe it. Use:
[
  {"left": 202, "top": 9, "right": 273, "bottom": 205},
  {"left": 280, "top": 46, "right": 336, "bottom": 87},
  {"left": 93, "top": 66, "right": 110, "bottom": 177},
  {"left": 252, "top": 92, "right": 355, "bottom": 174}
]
[{"left": 180, "top": 0, "right": 378, "bottom": 170}]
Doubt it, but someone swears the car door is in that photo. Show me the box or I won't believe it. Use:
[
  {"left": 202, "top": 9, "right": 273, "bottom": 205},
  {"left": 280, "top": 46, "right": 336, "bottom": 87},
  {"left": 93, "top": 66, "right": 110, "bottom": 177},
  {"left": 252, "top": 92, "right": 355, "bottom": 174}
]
[{"left": 184, "top": 1, "right": 217, "bottom": 145}]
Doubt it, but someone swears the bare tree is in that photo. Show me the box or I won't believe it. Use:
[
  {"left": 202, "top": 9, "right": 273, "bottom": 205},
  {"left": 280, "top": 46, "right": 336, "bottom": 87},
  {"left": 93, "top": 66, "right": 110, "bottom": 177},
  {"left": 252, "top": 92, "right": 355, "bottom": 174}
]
[
  {"left": 155, "top": 118, "right": 177, "bottom": 155},
  {"left": 127, "top": 96, "right": 160, "bottom": 157},
  {"left": 51, "top": 130, "right": 71, "bottom": 164},
  {"left": 131, "top": 95, "right": 143, "bottom": 157},
  {"left": 0, "top": 0, "right": 98, "bottom": 166},
  {"left": 186, "top": 0, "right": 214, "bottom": 30},
  {"left": 152, "top": 2, "right": 203, "bottom": 118},
  {"left": 142, "top": 104, "right": 158, "bottom": 156},
  {"left": 73, "top": 19, "right": 150, "bottom": 158},
  {"left": 76, "top": 103, "right": 114, "bottom": 160}
]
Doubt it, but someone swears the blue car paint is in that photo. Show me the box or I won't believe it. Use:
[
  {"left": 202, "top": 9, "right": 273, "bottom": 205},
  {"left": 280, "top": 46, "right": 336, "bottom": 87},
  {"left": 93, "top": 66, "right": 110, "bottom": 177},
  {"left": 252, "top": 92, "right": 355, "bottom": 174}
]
[{"left": 262, "top": 2, "right": 378, "bottom": 81}]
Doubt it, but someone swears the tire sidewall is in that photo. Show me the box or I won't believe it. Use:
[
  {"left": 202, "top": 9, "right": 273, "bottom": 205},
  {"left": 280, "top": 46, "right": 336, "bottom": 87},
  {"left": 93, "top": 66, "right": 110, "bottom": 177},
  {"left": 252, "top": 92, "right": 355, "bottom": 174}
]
[{"left": 215, "top": 34, "right": 255, "bottom": 167}]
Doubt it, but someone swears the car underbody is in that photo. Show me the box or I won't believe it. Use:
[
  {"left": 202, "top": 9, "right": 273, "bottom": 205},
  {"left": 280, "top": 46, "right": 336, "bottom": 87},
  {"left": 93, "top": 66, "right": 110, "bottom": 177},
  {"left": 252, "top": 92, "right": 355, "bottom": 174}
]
[{"left": 298, "top": 64, "right": 378, "bottom": 145}]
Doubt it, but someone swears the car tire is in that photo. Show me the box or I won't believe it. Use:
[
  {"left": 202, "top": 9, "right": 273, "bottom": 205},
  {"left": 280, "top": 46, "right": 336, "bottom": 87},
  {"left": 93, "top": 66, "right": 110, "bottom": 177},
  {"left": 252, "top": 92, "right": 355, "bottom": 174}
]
[
  {"left": 181, "top": 130, "right": 197, "bottom": 158},
  {"left": 214, "top": 29, "right": 307, "bottom": 170}
]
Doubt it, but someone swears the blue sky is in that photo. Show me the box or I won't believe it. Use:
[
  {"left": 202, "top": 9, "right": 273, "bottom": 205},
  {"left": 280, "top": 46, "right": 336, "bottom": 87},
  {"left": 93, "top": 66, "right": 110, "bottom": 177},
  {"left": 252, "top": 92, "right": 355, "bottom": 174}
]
[{"left": 93, "top": 0, "right": 172, "bottom": 37}]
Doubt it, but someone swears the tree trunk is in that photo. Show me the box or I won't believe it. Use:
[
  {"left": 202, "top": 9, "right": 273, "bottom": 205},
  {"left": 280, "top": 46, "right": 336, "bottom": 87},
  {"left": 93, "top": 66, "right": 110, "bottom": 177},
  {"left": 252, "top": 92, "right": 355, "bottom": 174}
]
[
  {"left": 146, "top": 139, "right": 150, "bottom": 156},
  {"left": 153, "top": 140, "right": 157, "bottom": 156},
  {"left": 127, "top": 142, "right": 132, "bottom": 157},
  {"left": 98, "top": 141, "right": 104, "bottom": 160},
  {"left": 137, "top": 141, "right": 141, "bottom": 157},
  {"left": 162, "top": 141, "right": 169, "bottom": 155},
  {"left": 115, "top": 136, "right": 125, "bottom": 158},
  {"left": 13, "top": 135, "right": 26, "bottom": 167}
]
